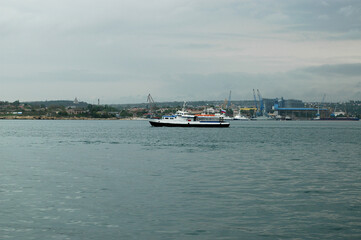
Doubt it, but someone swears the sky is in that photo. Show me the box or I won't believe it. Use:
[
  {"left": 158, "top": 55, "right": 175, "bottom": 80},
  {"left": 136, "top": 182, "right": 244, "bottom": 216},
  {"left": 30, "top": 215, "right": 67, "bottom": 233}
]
[{"left": 1, "top": 0, "right": 361, "bottom": 104}]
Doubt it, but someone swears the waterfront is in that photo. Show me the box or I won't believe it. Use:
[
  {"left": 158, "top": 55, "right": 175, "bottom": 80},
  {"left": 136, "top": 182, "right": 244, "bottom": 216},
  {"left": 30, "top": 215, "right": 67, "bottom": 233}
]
[{"left": 1, "top": 120, "right": 361, "bottom": 239}]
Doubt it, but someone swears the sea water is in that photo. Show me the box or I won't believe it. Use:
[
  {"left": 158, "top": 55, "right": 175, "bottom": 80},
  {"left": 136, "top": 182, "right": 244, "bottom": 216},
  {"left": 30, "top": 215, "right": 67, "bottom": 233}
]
[{"left": 0, "top": 120, "right": 360, "bottom": 239}]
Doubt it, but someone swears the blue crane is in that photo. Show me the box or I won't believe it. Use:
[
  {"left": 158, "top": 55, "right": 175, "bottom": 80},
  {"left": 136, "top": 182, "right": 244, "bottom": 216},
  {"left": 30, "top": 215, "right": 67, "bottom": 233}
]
[
  {"left": 257, "top": 89, "right": 264, "bottom": 115},
  {"left": 253, "top": 89, "right": 258, "bottom": 114},
  {"left": 331, "top": 102, "right": 338, "bottom": 117}
]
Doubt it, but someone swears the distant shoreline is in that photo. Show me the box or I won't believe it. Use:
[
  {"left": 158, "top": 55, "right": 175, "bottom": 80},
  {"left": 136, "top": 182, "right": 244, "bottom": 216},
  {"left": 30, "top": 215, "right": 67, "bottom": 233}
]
[{"left": 0, "top": 116, "right": 147, "bottom": 120}]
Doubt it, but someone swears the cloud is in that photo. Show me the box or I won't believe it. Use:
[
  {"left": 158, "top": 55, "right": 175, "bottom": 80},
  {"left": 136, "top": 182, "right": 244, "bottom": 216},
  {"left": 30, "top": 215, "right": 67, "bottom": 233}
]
[
  {"left": 0, "top": 0, "right": 360, "bottom": 103},
  {"left": 317, "top": 15, "right": 329, "bottom": 20},
  {"left": 266, "top": 1, "right": 361, "bottom": 38},
  {"left": 339, "top": 5, "right": 357, "bottom": 17},
  {"left": 155, "top": 63, "right": 361, "bottom": 102},
  {"left": 265, "top": 12, "right": 289, "bottom": 23},
  {"left": 299, "top": 63, "right": 361, "bottom": 76}
]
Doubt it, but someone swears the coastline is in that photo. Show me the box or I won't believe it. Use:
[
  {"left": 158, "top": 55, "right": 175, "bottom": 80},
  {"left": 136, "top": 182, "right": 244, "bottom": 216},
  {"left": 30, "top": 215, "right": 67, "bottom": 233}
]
[{"left": 0, "top": 116, "right": 147, "bottom": 120}]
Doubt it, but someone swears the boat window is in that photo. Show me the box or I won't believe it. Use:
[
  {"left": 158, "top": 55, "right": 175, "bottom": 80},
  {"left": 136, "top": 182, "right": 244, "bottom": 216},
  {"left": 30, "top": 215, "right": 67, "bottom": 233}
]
[{"left": 165, "top": 117, "right": 168, "bottom": 119}]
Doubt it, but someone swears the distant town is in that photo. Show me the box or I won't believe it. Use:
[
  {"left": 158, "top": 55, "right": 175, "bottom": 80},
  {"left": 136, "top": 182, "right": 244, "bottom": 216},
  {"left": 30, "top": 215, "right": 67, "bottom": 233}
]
[{"left": 1, "top": 94, "right": 361, "bottom": 120}]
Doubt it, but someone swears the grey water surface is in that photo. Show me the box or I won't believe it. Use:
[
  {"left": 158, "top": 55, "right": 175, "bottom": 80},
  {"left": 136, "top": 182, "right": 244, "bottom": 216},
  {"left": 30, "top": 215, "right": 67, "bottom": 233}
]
[{"left": 0, "top": 120, "right": 360, "bottom": 239}]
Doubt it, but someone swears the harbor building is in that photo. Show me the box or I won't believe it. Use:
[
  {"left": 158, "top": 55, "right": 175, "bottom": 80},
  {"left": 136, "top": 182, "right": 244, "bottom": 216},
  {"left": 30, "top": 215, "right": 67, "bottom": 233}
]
[{"left": 273, "top": 98, "right": 328, "bottom": 120}]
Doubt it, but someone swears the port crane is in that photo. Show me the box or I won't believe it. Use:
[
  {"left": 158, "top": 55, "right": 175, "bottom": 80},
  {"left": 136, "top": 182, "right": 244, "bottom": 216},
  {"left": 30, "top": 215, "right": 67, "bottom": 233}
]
[
  {"left": 257, "top": 89, "right": 264, "bottom": 116},
  {"left": 316, "top": 94, "right": 326, "bottom": 118},
  {"left": 252, "top": 89, "right": 258, "bottom": 115},
  {"left": 226, "top": 90, "right": 232, "bottom": 109},
  {"left": 331, "top": 102, "right": 338, "bottom": 117},
  {"left": 147, "top": 94, "right": 156, "bottom": 118}
]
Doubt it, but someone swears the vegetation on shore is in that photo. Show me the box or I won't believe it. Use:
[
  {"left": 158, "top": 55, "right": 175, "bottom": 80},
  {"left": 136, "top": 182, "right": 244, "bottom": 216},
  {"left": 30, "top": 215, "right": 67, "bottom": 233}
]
[
  {"left": 0, "top": 99, "right": 360, "bottom": 120},
  {"left": 0, "top": 100, "right": 127, "bottom": 120}
]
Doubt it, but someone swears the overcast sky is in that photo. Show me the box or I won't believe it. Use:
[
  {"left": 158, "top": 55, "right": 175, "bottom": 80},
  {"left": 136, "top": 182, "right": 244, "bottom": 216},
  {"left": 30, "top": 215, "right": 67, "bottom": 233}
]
[{"left": 1, "top": 0, "right": 361, "bottom": 103}]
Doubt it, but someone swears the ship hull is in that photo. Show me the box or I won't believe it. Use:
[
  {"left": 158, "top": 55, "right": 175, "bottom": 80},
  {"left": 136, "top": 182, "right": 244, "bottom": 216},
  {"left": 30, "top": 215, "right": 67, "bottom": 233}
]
[
  {"left": 149, "top": 120, "right": 230, "bottom": 127},
  {"left": 315, "top": 117, "right": 359, "bottom": 121}
]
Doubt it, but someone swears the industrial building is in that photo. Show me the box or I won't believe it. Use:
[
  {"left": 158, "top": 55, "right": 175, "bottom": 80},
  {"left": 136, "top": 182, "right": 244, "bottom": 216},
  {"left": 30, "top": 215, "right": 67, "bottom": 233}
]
[{"left": 273, "top": 98, "right": 328, "bottom": 120}]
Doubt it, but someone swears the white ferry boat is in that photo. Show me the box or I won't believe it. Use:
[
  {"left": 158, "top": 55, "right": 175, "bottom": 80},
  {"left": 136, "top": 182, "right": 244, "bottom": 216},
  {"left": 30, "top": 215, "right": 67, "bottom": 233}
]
[{"left": 149, "top": 108, "right": 230, "bottom": 128}]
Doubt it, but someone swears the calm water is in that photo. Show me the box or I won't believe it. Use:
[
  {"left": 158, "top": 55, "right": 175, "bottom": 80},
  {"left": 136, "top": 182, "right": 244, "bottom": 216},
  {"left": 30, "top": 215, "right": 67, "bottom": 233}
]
[{"left": 0, "top": 120, "right": 360, "bottom": 239}]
